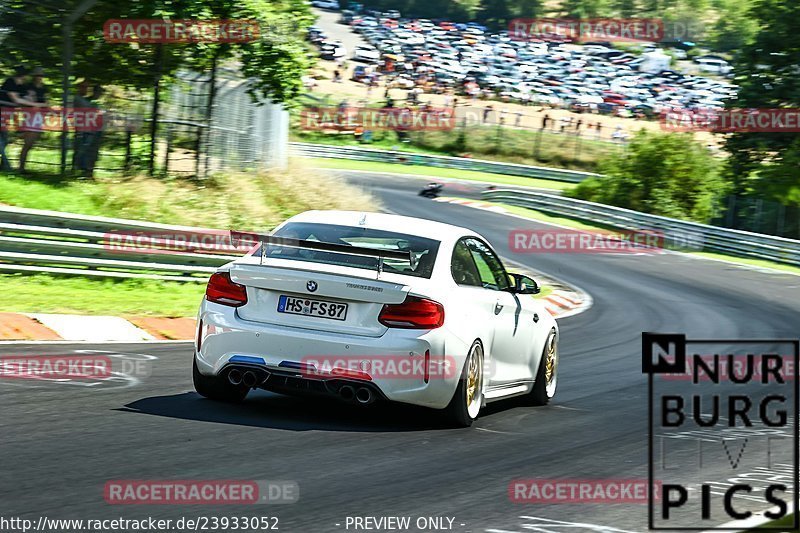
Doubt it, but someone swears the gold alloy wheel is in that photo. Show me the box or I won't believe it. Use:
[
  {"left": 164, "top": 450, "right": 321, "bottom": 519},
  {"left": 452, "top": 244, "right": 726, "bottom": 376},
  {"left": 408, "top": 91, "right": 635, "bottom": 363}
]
[
  {"left": 544, "top": 335, "right": 556, "bottom": 385},
  {"left": 466, "top": 352, "right": 477, "bottom": 406},
  {"left": 465, "top": 344, "right": 482, "bottom": 410}
]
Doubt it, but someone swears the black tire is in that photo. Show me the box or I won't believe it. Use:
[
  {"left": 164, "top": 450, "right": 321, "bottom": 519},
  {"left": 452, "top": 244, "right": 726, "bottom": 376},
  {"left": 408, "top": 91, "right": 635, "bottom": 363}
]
[
  {"left": 443, "top": 341, "right": 483, "bottom": 427},
  {"left": 193, "top": 357, "right": 249, "bottom": 403},
  {"left": 527, "top": 329, "right": 558, "bottom": 406}
]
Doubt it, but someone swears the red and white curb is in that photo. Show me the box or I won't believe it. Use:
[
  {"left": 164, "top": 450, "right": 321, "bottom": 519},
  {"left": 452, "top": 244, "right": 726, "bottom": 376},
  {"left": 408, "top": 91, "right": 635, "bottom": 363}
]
[
  {"left": 542, "top": 289, "right": 590, "bottom": 319},
  {"left": 504, "top": 261, "right": 592, "bottom": 320},
  {"left": 26, "top": 314, "right": 156, "bottom": 342},
  {"left": 0, "top": 314, "right": 196, "bottom": 343}
]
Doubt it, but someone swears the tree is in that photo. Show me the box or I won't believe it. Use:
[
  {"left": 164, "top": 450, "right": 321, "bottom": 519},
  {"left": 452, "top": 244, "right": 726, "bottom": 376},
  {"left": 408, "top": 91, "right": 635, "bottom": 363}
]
[
  {"left": 557, "top": 0, "right": 610, "bottom": 17},
  {"left": 614, "top": 0, "right": 637, "bottom": 17},
  {"left": 707, "top": 0, "right": 757, "bottom": 52},
  {"left": 569, "top": 130, "right": 727, "bottom": 223},
  {"left": 479, "top": 0, "right": 512, "bottom": 28},
  {"left": 0, "top": 0, "right": 312, "bottom": 175},
  {"left": 516, "top": 0, "right": 542, "bottom": 18},
  {"left": 723, "top": 0, "right": 800, "bottom": 206},
  {"left": 0, "top": 0, "right": 312, "bottom": 104}
]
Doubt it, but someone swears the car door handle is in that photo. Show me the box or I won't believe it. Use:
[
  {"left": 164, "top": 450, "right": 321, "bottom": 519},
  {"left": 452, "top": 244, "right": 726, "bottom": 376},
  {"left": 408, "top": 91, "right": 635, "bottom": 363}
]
[{"left": 494, "top": 301, "right": 503, "bottom": 315}]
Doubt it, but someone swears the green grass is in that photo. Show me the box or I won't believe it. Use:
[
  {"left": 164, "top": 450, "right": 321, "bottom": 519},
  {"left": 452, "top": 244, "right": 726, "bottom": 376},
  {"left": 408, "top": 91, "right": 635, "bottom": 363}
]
[
  {"left": 0, "top": 274, "right": 205, "bottom": 316},
  {"left": 0, "top": 164, "right": 377, "bottom": 229},
  {"left": 691, "top": 252, "right": 800, "bottom": 275},
  {"left": 534, "top": 285, "right": 554, "bottom": 298},
  {"left": 458, "top": 197, "right": 800, "bottom": 276},
  {"left": 306, "top": 157, "right": 576, "bottom": 191},
  {"left": 292, "top": 110, "right": 624, "bottom": 172},
  {"left": 2, "top": 133, "right": 152, "bottom": 178}
]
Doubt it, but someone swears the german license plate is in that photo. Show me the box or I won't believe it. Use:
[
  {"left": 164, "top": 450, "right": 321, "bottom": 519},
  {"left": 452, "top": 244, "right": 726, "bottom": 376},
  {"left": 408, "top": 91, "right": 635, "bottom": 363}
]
[{"left": 277, "top": 295, "right": 348, "bottom": 321}]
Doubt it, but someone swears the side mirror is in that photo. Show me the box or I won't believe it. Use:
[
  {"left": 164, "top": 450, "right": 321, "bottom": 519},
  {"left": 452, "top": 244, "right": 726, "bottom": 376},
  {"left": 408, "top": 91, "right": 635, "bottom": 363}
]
[{"left": 510, "top": 273, "right": 540, "bottom": 295}]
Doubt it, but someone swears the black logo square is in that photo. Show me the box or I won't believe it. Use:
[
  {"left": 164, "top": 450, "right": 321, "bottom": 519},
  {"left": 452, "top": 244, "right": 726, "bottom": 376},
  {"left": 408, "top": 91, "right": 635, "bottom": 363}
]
[{"left": 642, "top": 332, "right": 686, "bottom": 374}]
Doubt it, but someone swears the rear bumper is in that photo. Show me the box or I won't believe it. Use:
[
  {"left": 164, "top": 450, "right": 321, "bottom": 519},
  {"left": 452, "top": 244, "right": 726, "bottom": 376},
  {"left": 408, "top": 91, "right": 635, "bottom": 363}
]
[{"left": 196, "top": 301, "right": 463, "bottom": 409}]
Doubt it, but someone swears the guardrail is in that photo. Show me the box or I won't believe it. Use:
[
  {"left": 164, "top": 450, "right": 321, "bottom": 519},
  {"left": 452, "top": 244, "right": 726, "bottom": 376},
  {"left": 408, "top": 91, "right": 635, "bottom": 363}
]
[
  {"left": 3, "top": 188, "right": 797, "bottom": 282},
  {"left": 0, "top": 205, "right": 239, "bottom": 281},
  {"left": 289, "top": 142, "right": 598, "bottom": 183},
  {"left": 482, "top": 189, "right": 800, "bottom": 267}
]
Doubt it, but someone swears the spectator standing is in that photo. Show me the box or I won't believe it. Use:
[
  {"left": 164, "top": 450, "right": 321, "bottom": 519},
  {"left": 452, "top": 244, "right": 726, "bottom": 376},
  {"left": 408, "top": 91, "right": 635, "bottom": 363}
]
[
  {"left": 483, "top": 105, "right": 493, "bottom": 123},
  {"left": 0, "top": 66, "right": 45, "bottom": 171},
  {"left": 18, "top": 67, "right": 48, "bottom": 172},
  {"left": 73, "top": 80, "right": 92, "bottom": 172},
  {"left": 84, "top": 85, "right": 105, "bottom": 175},
  {"left": 515, "top": 110, "right": 523, "bottom": 127},
  {"left": 612, "top": 125, "right": 623, "bottom": 142},
  {"left": 73, "top": 80, "right": 104, "bottom": 175}
]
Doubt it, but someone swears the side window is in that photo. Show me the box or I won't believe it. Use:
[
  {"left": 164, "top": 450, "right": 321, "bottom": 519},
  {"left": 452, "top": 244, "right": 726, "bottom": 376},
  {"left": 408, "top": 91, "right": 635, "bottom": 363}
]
[
  {"left": 450, "top": 239, "right": 482, "bottom": 287},
  {"left": 465, "top": 238, "right": 510, "bottom": 291}
]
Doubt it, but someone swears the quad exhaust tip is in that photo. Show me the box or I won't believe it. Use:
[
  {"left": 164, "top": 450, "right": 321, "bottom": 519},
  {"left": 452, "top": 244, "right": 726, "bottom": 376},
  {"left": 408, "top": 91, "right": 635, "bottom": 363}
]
[
  {"left": 228, "top": 369, "right": 243, "bottom": 386},
  {"left": 242, "top": 371, "right": 258, "bottom": 388},
  {"left": 228, "top": 368, "right": 265, "bottom": 388},
  {"left": 355, "top": 387, "right": 374, "bottom": 405},
  {"left": 339, "top": 385, "right": 355, "bottom": 401},
  {"left": 338, "top": 385, "right": 374, "bottom": 404}
]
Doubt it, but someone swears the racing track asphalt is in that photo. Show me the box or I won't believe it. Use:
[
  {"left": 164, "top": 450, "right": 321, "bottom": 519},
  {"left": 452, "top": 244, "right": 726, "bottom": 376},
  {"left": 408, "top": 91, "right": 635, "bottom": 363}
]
[{"left": 1, "top": 171, "right": 799, "bottom": 532}]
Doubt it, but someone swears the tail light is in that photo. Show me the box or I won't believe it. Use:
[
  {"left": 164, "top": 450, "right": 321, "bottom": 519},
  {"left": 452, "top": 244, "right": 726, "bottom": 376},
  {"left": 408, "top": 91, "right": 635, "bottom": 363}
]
[
  {"left": 378, "top": 296, "right": 444, "bottom": 329},
  {"left": 205, "top": 272, "right": 248, "bottom": 307}
]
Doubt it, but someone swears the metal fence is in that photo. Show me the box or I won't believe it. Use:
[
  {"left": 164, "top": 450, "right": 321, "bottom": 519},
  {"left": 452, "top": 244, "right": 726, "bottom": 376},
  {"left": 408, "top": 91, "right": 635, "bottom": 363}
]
[
  {"left": 0, "top": 205, "right": 235, "bottom": 281},
  {"left": 0, "top": 69, "right": 288, "bottom": 178},
  {"left": 167, "top": 70, "right": 289, "bottom": 175},
  {"left": 290, "top": 142, "right": 598, "bottom": 183},
  {"left": 482, "top": 189, "right": 800, "bottom": 266}
]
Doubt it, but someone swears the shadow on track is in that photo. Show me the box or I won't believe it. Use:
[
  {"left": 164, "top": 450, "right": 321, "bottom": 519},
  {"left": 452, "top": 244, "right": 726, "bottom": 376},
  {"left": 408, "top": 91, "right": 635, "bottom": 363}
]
[{"left": 118, "top": 390, "right": 531, "bottom": 432}]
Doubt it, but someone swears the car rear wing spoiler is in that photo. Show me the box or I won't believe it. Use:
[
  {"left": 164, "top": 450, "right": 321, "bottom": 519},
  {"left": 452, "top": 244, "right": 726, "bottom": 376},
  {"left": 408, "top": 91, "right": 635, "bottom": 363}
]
[{"left": 230, "top": 231, "right": 417, "bottom": 273}]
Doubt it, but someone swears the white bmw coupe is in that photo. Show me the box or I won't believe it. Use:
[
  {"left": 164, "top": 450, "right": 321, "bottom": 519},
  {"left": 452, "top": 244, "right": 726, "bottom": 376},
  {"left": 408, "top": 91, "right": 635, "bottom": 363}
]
[{"left": 193, "top": 211, "right": 559, "bottom": 426}]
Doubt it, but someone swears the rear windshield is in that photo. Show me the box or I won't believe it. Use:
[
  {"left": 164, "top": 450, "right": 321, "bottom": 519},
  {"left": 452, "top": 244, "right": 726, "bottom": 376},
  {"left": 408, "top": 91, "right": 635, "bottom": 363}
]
[{"left": 261, "top": 222, "right": 440, "bottom": 279}]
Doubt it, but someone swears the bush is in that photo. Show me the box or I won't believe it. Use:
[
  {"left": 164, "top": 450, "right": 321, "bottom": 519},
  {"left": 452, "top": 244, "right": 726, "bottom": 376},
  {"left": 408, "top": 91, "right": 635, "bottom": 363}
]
[{"left": 568, "top": 130, "right": 728, "bottom": 223}]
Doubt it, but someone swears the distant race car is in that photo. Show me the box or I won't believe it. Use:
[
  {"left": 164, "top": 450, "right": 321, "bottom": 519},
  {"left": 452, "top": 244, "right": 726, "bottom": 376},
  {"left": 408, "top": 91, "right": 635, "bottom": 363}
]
[{"left": 193, "top": 211, "right": 559, "bottom": 426}]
